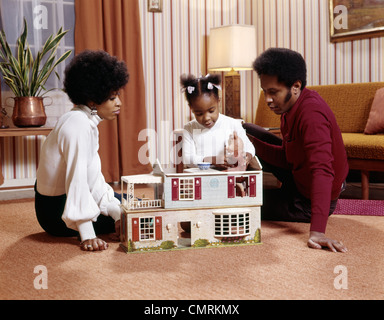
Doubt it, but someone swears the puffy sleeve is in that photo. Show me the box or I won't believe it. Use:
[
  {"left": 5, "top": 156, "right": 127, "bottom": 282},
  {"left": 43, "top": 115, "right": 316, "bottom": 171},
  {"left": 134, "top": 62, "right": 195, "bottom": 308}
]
[
  {"left": 58, "top": 120, "right": 99, "bottom": 241},
  {"left": 58, "top": 117, "right": 120, "bottom": 241}
]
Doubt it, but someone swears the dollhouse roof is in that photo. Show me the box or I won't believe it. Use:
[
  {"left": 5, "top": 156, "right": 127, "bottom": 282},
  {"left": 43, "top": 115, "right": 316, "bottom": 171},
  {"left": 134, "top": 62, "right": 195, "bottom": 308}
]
[
  {"left": 121, "top": 174, "right": 162, "bottom": 184},
  {"left": 121, "top": 157, "right": 263, "bottom": 186}
]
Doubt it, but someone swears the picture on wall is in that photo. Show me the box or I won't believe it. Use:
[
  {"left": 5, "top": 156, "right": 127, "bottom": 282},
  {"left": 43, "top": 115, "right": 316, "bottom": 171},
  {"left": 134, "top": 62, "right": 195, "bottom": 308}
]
[
  {"left": 148, "top": 0, "right": 162, "bottom": 12},
  {"left": 329, "top": 0, "right": 384, "bottom": 42}
]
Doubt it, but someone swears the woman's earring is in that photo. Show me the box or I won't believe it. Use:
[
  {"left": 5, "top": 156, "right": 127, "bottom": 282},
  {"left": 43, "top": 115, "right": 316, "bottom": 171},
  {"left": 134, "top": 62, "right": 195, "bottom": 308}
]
[{"left": 90, "top": 107, "right": 98, "bottom": 116}]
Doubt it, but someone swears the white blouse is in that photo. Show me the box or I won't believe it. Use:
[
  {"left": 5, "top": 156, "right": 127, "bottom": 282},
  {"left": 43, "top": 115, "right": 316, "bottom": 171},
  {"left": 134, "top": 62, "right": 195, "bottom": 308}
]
[
  {"left": 36, "top": 105, "right": 121, "bottom": 241},
  {"left": 182, "top": 113, "right": 256, "bottom": 165}
]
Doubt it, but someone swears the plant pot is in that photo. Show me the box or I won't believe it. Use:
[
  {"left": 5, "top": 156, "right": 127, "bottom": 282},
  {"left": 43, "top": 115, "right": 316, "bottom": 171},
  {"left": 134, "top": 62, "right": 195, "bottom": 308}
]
[{"left": 9, "top": 97, "right": 51, "bottom": 127}]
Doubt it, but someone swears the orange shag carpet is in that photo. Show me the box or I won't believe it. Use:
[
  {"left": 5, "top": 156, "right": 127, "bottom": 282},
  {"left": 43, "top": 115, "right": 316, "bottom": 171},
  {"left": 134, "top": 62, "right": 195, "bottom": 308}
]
[{"left": 0, "top": 199, "right": 383, "bottom": 300}]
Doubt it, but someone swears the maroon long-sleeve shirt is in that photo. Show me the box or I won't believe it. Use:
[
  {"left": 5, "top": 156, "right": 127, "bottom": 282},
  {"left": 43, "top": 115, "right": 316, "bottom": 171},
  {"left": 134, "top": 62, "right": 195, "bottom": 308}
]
[{"left": 255, "top": 88, "right": 349, "bottom": 233}]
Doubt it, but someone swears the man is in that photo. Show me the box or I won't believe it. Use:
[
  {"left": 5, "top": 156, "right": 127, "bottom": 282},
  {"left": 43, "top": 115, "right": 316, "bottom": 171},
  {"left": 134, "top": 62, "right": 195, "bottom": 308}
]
[{"left": 244, "top": 48, "right": 349, "bottom": 253}]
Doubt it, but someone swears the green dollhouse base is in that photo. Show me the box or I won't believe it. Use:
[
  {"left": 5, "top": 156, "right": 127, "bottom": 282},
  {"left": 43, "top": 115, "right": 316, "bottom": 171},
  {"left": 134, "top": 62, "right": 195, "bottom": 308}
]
[{"left": 120, "top": 228, "right": 261, "bottom": 254}]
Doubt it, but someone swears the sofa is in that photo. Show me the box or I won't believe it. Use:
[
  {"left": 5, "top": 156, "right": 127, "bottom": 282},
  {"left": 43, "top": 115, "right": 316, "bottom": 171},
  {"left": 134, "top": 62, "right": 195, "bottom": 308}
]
[{"left": 252, "top": 82, "right": 384, "bottom": 200}]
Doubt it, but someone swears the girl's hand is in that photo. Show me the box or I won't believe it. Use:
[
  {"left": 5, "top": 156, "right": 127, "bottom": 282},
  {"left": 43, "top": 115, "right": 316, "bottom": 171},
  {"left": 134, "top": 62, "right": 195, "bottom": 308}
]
[
  {"left": 226, "top": 131, "right": 244, "bottom": 158},
  {"left": 80, "top": 238, "right": 108, "bottom": 251}
]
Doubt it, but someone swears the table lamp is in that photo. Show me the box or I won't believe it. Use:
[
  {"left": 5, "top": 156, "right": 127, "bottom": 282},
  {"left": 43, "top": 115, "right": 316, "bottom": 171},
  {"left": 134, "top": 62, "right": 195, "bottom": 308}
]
[{"left": 208, "top": 25, "right": 256, "bottom": 119}]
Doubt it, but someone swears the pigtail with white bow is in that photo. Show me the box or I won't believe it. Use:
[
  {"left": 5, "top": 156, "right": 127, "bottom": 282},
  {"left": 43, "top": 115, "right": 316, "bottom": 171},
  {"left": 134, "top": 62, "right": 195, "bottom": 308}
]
[{"left": 180, "top": 73, "right": 222, "bottom": 104}]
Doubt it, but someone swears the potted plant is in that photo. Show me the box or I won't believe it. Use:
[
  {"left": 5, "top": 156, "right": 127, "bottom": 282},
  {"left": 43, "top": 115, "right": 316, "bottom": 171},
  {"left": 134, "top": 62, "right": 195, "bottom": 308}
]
[{"left": 0, "top": 18, "right": 72, "bottom": 127}]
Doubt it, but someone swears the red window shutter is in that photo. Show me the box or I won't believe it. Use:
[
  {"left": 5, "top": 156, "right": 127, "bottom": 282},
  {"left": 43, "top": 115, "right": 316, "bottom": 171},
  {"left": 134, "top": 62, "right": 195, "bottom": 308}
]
[
  {"left": 132, "top": 218, "right": 139, "bottom": 241},
  {"left": 172, "top": 178, "right": 179, "bottom": 201},
  {"left": 155, "top": 216, "right": 162, "bottom": 240},
  {"left": 194, "top": 178, "right": 202, "bottom": 200},
  {"left": 228, "top": 176, "right": 235, "bottom": 198},
  {"left": 249, "top": 175, "right": 256, "bottom": 197}
]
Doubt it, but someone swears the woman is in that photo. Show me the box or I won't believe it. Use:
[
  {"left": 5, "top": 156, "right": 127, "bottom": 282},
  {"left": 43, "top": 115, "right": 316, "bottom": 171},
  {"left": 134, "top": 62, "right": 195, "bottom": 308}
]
[{"left": 35, "top": 50, "right": 129, "bottom": 252}]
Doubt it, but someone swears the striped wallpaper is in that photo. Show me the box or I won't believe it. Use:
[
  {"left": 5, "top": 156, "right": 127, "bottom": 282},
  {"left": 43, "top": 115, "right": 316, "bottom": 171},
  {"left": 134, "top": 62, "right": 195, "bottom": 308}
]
[
  {"left": 139, "top": 0, "right": 384, "bottom": 165},
  {"left": 139, "top": 0, "right": 256, "bottom": 166},
  {"left": 0, "top": 136, "right": 45, "bottom": 181},
  {"left": 1, "top": 0, "right": 384, "bottom": 186}
]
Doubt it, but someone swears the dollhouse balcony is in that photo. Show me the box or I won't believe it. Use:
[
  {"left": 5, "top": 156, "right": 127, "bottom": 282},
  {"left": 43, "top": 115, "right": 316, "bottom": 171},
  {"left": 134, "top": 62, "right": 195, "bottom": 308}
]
[
  {"left": 131, "top": 199, "right": 162, "bottom": 209},
  {"left": 120, "top": 174, "right": 163, "bottom": 211}
]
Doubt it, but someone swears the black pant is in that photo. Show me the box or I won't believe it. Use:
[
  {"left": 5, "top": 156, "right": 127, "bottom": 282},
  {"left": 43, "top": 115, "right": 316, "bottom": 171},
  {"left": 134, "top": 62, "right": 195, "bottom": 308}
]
[
  {"left": 34, "top": 183, "right": 116, "bottom": 238},
  {"left": 243, "top": 123, "right": 337, "bottom": 223}
]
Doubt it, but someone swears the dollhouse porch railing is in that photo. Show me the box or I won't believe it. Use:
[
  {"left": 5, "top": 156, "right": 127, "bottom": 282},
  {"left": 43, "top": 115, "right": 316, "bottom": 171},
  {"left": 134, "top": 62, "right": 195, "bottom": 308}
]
[{"left": 132, "top": 199, "right": 162, "bottom": 209}]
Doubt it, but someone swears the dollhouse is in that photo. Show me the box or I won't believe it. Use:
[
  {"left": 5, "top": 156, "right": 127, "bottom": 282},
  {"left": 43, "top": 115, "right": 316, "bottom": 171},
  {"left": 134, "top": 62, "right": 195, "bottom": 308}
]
[{"left": 120, "top": 160, "right": 263, "bottom": 253}]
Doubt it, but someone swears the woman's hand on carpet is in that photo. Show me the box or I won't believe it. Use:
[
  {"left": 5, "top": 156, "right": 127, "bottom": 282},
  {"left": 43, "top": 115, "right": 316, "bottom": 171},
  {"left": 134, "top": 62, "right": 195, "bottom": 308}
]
[
  {"left": 308, "top": 231, "right": 348, "bottom": 253},
  {"left": 80, "top": 238, "right": 108, "bottom": 251}
]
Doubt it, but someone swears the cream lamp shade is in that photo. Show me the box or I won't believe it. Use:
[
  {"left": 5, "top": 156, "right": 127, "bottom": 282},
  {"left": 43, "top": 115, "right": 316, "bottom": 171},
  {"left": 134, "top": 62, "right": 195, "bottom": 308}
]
[{"left": 208, "top": 25, "right": 256, "bottom": 72}]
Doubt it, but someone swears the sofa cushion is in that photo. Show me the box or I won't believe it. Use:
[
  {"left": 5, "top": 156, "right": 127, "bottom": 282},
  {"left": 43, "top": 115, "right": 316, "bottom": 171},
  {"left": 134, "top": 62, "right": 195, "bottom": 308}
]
[
  {"left": 364, "top": 87, "right": 384, "bottom": 135},
  {"left": 309, "top": 83, "right": 384, "bottom": 133},
  {"left": 342, "top": 133, "right": 384, "bottom": 160}
]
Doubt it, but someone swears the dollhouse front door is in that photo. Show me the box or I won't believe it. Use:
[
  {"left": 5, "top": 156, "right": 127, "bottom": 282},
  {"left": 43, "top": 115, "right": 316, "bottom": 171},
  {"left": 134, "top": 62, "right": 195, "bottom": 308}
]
[{"left": 178, "top": 221, "right": 191, "bottom": 247}]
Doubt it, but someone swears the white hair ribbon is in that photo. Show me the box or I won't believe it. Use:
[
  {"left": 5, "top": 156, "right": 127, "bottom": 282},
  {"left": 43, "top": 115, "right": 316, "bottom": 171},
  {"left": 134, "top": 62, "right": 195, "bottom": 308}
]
[
  {"left": 187, "top": 86, "right": 195, "bottom": 94},
  {"left": 207, "top": 82, "right": 222, "bottom": 91}
]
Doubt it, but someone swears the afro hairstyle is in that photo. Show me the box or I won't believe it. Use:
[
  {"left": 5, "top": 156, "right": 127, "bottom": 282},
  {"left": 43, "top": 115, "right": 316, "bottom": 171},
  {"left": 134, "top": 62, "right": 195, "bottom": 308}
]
[
  {"left": 253, "top": 48, "right": 307, "bottom": 89},
  {"left": 64, "top": 50, "right": 129, "bottom": 105}
]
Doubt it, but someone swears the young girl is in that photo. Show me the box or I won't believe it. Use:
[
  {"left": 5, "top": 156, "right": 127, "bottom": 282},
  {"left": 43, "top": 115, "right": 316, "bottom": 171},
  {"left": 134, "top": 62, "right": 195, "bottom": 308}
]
[
  {"left": 181, "top": 74, "right": 255, "bottom": 170},
  {"left": 35, "top": 50, "right": 129, "bottom": 252}
]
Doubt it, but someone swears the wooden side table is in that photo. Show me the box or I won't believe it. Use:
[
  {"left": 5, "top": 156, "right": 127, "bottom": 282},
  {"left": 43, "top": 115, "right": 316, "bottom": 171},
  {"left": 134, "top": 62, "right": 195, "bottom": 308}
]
[{"left": 0, "top": 127, "right": 53, "bottom": 137}]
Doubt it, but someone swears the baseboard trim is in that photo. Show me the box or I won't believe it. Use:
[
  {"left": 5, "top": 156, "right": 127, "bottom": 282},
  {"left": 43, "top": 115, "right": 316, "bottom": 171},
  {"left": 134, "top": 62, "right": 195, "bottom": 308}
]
[{"left": 0, "top": 187, "right": 34, "bottom": 201}]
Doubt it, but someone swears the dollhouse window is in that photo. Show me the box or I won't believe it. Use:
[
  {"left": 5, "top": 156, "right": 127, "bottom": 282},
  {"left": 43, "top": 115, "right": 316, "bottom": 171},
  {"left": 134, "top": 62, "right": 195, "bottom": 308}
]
[
  {"left": 140, "top": 217, "right": 155, "bottom": 240},
  {"left": 172, "top": 178, "right": 201, "bottom": 201},
  {"left": 235, "top": 176, "right": 249, "bottom": 197},
  {"left": 132, "top": 216, "right": 162, "bottom": 242},
  {"left": 214, "top": 212, "right": 250, "bottom": 237},
  {"left": 179, "top": 178, "right": 194, "bottom": 200},
  {"left": 228, "top": 175, "right": 257, "bottom": 198}
]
